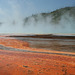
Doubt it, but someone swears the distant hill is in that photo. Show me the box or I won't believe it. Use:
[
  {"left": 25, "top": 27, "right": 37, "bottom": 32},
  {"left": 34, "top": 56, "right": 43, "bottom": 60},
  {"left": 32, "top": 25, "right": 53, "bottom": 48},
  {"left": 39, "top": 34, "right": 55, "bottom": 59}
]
[{"left": 24, "top": 7, "right": 75, "bottom": 25}]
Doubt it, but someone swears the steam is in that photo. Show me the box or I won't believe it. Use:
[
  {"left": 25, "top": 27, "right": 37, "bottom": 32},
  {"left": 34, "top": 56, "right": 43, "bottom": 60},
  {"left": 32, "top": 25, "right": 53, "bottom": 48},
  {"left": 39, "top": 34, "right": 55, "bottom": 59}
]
[
  {"left": 23, "top": 8, "right": 75, "bottom": 34},
  {"left": 0, "top": 0, "right": 24, "bottom": 33},
  {"left": 0, "top": 0, "right": 74, "bottom": 34},
  {"left": 0, "top": 0, "right": 38, "bottom": 33}
]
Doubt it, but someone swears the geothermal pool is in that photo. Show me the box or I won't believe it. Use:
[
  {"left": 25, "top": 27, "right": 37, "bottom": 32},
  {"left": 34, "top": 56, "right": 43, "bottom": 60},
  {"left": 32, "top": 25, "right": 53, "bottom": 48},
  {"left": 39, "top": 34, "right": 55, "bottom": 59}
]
[
  {"left": 1, "top": 34, "right": 75, "bottom": 52},
  {"left": 0, "top": 34, "right": 75, "bottom": 75}
]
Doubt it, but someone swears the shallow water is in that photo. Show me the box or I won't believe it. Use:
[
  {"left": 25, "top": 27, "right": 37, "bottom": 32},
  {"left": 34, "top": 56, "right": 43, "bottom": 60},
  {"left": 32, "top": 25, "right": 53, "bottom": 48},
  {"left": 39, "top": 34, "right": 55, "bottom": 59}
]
[
  {"left": 5, "top": 36, "right": 75, "bottom": 52},
  {"left": 0, "top": 36, "right": 75, "bottom": 52}
]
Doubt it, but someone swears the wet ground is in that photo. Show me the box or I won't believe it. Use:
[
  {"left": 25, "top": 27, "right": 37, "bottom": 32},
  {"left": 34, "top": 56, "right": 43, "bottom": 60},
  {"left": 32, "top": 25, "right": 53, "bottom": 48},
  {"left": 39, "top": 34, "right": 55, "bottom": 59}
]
[
  {"left": 0, "top": 35, "right": 75, "bottom": 53},
  {"left": 0, "top": 34, "right": 75, "bottom": 75},
  {"left": 9, "top": 36, "right": 75, "bottom": 52}
]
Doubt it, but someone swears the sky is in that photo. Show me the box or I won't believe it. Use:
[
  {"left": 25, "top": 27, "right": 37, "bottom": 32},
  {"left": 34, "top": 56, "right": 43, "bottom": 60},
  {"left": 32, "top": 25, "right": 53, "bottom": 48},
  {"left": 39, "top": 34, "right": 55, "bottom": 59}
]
[
  {"left": 0, "top": 0, "right": 75, "bottom": 19},
  {"left": 0, "top": 0, "right": 75, "bottom": 33}
]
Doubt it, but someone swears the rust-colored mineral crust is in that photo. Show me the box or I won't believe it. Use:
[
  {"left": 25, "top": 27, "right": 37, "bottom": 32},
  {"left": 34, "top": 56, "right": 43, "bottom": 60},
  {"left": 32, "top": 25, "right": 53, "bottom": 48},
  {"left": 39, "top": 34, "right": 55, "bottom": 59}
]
[{"left": 0, "top": 36, "right": 75, "bottom": 75}]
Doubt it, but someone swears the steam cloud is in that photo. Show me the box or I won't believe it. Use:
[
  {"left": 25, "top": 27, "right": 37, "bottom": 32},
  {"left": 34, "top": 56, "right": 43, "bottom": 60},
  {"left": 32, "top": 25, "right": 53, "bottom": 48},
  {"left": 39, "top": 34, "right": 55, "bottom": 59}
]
[
  {"left": 0, "top": 0, "right": 75, "bottom": 34},
  {"left": 23, "top": 7, "right": 75, "bottom": 34}
]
